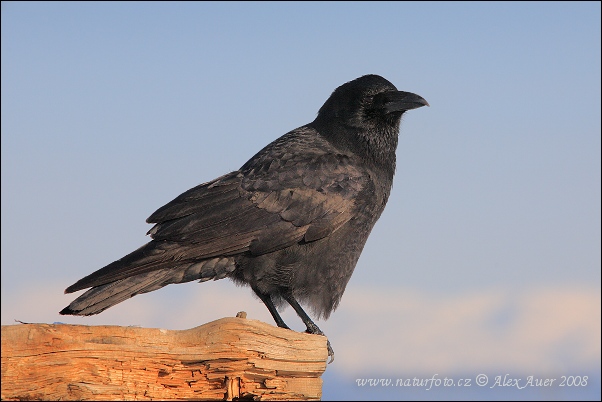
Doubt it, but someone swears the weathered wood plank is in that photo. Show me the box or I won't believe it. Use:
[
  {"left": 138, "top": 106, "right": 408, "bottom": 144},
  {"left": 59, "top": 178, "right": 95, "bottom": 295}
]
[{"left": 1, "top": 316, "right": 327, "bottom": 400}]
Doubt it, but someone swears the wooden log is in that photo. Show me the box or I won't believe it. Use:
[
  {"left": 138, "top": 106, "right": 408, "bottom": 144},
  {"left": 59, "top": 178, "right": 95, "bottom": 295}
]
[{"left": 1, "top": 315, "right": 327, "bottom": 400}]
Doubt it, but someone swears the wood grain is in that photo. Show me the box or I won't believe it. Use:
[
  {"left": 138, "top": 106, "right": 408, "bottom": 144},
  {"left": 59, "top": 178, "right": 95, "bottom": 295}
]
[{"left": 1, "top": 316, "right": 327, "bottom": 400}]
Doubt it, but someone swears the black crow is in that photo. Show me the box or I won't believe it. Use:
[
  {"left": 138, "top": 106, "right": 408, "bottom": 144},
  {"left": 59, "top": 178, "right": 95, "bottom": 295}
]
[{"left": 60, "top": 74, "right": 428, "bottom": 363}]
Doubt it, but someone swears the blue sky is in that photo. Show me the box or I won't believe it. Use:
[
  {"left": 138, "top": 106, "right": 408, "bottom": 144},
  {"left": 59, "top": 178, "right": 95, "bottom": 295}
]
[{"left": 2, "top": 2, "right": 600, "bottom": 400}]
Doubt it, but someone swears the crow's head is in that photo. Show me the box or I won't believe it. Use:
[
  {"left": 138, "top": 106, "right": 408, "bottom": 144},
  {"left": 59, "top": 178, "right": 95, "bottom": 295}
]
[
  {"left": 313, "top": 74, "right": 428, "bottom": 169},
  {"left": 315, "top": 74, "right": 428, "bottom": 129}
]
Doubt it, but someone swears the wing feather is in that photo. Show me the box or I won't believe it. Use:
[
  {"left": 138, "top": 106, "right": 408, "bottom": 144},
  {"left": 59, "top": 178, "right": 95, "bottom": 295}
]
[{"left": 66, "top": 127, "right": 369, "bottom": 293}]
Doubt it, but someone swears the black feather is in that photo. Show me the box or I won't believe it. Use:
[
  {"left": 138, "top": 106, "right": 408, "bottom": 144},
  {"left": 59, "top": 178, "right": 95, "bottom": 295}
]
[{"left": 61, "top": 74, "right": 428, "bottom": 363}]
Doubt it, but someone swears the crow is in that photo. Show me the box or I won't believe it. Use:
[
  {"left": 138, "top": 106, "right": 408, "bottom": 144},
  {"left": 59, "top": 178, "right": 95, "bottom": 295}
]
[{"left": 60, "top": 74, "right": 428, "bottom": 363}]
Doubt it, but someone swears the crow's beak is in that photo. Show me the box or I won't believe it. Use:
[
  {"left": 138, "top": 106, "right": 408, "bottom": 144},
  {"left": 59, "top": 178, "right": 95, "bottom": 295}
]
[{"left": 382, "top": 91, "right": 429, "bottom": 113}]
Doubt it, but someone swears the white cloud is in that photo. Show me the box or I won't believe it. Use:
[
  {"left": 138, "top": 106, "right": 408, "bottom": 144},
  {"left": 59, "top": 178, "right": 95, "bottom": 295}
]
[
  {"left": 2, "top": 281, "right": 599, "bottom": 378},
  {"left": 327, "top": 285, "right": 601, "bottom": 375},
  {"left": 0, "top": 279, "right": 297, "bottom": 329}
]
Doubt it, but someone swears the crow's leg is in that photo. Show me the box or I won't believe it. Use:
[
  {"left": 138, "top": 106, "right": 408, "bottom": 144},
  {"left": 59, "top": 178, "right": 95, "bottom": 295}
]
[
  {"left": 282, "top": 293, "right": 335, "bottom": 363},
  {"left": 252, "top": 288, "right": 290, "bottom": 329}
]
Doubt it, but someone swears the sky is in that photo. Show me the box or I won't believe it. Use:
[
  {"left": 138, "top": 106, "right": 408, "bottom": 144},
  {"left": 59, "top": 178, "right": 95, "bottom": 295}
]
[{"left": 1, "top": 2, "right": 600, "bottom": 400}]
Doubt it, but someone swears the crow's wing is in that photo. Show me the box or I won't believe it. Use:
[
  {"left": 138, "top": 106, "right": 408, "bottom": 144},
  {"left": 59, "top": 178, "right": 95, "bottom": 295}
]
[{"left": 65, "top": 128, "right": 368, "bottom": 293}]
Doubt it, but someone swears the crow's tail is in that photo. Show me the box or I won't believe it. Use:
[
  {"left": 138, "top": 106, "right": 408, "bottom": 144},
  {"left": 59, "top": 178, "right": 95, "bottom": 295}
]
[{"left": 60, "top": 257, "right": 235, "bottom": 316}]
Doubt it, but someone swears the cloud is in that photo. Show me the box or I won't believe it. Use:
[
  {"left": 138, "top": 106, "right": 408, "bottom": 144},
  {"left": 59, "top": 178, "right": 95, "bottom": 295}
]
[
  {"left": 327, "top": 285, "right": 601, "bottom": 375},
  {"left": 2, "top": 281, "right": 599, "bottom": 377},
  {"left": 0, "top": 279, "right": 297, "bottom": 329}
]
